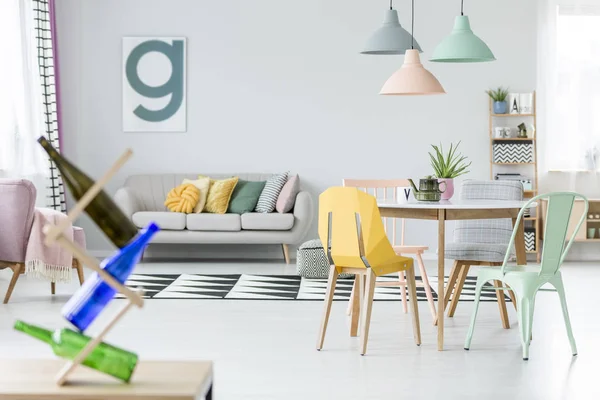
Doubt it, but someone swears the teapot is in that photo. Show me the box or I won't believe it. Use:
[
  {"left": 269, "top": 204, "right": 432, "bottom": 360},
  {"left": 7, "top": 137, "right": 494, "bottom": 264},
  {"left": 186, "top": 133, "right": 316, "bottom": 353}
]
[{"left": 408, "top": 176, "right": 446, "bottom": 202}]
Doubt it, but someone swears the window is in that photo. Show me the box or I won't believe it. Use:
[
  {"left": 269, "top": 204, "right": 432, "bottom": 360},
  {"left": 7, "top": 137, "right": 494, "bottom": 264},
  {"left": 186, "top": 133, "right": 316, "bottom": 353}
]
[
  {"left": 0, "top": 0, "right": 48, "bottom": 177},
  {"left": 0, "top": 0, "right": 19, "bottom": 172},
  {"left": 542, "top": 1, "right": 600, "bottom": 171}
]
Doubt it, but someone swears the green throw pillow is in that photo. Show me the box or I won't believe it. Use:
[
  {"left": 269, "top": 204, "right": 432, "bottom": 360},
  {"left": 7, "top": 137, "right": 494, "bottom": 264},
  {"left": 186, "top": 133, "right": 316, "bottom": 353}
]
[{"left": 228, "top": 180, "right": 266, "bottom": 214}]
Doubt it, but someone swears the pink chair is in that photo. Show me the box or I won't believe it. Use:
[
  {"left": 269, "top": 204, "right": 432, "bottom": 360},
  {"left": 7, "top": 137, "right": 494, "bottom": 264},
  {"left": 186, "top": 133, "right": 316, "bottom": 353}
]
[
  {"left": 343, "top": 179, "right": 436, "bottom": 321},
  {"left": 0, "top": 179, "right": 85, "bottom": 303}
]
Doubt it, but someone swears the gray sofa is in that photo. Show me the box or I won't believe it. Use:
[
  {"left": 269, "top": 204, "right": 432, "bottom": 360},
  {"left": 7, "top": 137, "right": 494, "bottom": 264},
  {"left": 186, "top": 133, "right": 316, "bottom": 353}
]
[{"left": 114, "top": 173, "right": 313, "bottom": 263}]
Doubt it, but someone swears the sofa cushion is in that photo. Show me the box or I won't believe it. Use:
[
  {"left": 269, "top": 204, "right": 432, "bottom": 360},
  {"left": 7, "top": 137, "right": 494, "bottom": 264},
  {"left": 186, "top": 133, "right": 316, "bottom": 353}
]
[
  {"left": 182, "top": 177, "right": 210, "bottom": 213},
  {"left": 241, "top": 213, "right": 294, "bottom": 231},
  {"left": 133, "top": 212, "right": 186, "bottom": 230},
  {"left": 164, "top": 184, "right": 200, "bottom": 213},
  {"left": 276, "top": 174, "right": 300, "bottom": 213},
  {"left": 203, "top": 176, "right": 239, "bottom": 214},
  {"left": 186, "top": 214, "right": 241, "bottom": 231},
  {"left": 255, "top": 172, "right": 288, "bottom": 213},
  {"left": 228, "top": 180, "right": 266, "bottom": 214}
]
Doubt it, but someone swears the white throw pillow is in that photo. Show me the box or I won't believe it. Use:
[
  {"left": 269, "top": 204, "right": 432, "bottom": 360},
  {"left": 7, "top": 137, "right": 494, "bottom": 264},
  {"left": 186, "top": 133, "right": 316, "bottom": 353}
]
[{"left": 182, "top": 177, "right": 211, "bottom": 213}]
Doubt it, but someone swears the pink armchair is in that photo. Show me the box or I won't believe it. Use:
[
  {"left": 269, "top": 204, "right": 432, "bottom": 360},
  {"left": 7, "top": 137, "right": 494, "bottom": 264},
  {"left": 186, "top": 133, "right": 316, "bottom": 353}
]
[{"left": 0, "top": 179, "right": 85, "bottom": 303}]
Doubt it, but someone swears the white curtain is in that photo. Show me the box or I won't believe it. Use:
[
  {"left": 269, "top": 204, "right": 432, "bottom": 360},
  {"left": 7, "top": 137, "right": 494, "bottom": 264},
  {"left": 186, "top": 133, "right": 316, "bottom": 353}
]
[
  {"left": 539, "top": 0, "right": 600, "bottom": 171},
  {"left": 0, "top": 0, "right": 48, "bottom": 178}
]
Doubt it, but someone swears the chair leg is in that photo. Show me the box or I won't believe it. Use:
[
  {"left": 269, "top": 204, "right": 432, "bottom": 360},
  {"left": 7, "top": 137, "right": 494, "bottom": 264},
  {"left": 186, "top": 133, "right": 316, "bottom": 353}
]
[
  {"left": 4, "top": 264, "right": 23, "bottom": 304},
  {"left": 448, "top": 264, "right": 470, "bottom": 317},
  {"left": 350, "top": 275, "right": 362, "bottom": 337},
  {"left": 552, "top": 276, "right": 577, "bottom": 356},
  {"left": 360, "top": 269, "right": 377, "bottom": 356},
  {"left": 434, "top": 260, "right": 460, "bottom": 325},
  {"left": 51, "top": 282, "right": 56, "bottom": 295},
  {"left": 346, "top": 279, "right": 356, "bottom": 316},
  {"left": 517, "top": 294, "right": 535, "bottom": 360},
  {"left": 405, "top": 266, "right": 422, "bottom": 346},
  {"left": 398, "top": 270, "right": 408, "bottom": 314},
  {"left": 317, "top": 265, "right": 339, "bottom": 351},
  {"left": 443, "top": 261, "right": 461, "bottom": 311},
  {"left": 507, "top": 286, "right": 517, "bottom": 311},
  {"left": 416, "top": 253, "right": 436, "bottom": 322},
  {"left": 464, "top": 278, "right": 485, "bottom": 350},
  {"left": 494, "top": 280, "right": 511, "bottom": 329},
  {"left": 75, "top": 258, "right": 85, "bottom": 285}
]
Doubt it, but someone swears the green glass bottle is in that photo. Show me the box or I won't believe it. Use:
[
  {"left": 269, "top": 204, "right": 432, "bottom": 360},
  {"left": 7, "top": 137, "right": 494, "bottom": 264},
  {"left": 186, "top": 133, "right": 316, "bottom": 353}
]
[
  {"left": 14, "top": 320, "right": 138, "bottom": 382},
  {"left": 37, "top": 137, "right": 138, "bottom": 248}
]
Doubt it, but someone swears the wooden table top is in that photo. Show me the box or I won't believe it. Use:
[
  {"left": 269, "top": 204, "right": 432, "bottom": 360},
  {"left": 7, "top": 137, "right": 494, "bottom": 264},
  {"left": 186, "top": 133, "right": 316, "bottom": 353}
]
[
  {"left": 377, "top": 198, "right": 535, "bottom": 210},
  {"left": 0, "top": 359, "right": 213, "bottom": 400}
]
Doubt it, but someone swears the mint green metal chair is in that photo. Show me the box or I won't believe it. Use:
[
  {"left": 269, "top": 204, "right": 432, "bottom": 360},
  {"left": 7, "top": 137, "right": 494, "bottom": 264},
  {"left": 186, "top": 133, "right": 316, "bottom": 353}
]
[{"left": 464, "top": 192, "right": 587, "bottom": 360}]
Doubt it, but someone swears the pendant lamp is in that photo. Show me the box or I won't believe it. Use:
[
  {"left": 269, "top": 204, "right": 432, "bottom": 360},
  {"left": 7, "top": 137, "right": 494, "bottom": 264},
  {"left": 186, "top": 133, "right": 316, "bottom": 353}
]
[
  {"left": 430, "top": 0, "right": 495, "bottom": 63},
  {"left": 380, "top": 0, "right": 445, "bottom": 95},
  {"left": 361, "top": 0, "right": 422, "bottom": 55}
]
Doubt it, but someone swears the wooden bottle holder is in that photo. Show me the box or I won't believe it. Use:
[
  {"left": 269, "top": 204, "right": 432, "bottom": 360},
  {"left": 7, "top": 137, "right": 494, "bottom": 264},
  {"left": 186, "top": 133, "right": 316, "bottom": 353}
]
[{"left": 42, "top": 149, "right": 144, "bottom": 386}]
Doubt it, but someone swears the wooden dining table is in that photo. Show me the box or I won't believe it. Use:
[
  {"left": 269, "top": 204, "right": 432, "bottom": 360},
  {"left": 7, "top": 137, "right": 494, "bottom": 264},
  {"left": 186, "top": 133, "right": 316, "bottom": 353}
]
[{"left": 377, "top": 198, "right": 535, "bottom": 351}]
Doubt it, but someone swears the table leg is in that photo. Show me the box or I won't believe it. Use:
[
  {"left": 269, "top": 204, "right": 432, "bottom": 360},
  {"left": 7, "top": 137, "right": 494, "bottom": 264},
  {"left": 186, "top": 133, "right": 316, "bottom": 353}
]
[
  {"left": 512, "top": 217, "right": 527, "bottom": 265},
  {"left": 437, "top": 209, "right": 446, "bottom": 351}
]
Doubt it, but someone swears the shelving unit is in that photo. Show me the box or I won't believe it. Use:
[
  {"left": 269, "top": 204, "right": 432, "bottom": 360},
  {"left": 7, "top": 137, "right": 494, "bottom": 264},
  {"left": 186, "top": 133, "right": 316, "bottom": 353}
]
[
  {"left": 489, "top": 91, "right": 540, "bottom": 262},
  {"left": 541, "top": 198, "right": 600, "bottom": 242}
]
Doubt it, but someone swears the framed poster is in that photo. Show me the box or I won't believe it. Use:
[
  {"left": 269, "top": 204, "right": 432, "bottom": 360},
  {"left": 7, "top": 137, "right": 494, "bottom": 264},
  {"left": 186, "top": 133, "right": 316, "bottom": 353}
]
[{"left": 123, "top": 37, "right": 186, "bottom": 132}]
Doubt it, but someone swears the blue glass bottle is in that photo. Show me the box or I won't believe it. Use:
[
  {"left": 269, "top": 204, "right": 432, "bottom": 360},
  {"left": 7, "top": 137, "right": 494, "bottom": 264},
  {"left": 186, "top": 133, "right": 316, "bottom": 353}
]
[{"left": 62, "top": 223, "right": 159, "bottom": 332}]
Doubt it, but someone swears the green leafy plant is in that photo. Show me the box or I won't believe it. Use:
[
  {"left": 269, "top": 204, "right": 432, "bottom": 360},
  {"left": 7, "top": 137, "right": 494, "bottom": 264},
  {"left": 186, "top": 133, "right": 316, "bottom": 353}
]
[
  {"left": 486, "top": 87, "right": 509, "bottom": 102},
  {"left": 429, "top": 142, "right": 471, "bottom": 179}
]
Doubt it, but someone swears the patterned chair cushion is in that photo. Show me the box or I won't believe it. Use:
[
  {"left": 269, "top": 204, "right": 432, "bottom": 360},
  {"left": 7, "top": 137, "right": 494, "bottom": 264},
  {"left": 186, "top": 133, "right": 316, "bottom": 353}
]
[
  {"left": 445, "top": 242, "right": 510, "bottom": 263},
  {"left": 445, "top": 180, "right": 522, "bottom": 261},
  {"left": 296, "top": 239, "right": 351, "bottom": 279}
]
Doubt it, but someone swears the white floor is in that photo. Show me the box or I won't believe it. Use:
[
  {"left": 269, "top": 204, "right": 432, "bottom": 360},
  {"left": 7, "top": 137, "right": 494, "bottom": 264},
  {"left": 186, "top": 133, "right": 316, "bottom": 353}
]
[{"left": 1, "top": 260, "right": 599, "bottom": 400}]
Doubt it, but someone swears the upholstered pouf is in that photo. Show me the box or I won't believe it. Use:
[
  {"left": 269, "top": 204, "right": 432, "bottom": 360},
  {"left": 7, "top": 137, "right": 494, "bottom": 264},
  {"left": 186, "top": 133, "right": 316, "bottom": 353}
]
[{"left": 296, "top": 239, "right": 351, "bottom": 278}]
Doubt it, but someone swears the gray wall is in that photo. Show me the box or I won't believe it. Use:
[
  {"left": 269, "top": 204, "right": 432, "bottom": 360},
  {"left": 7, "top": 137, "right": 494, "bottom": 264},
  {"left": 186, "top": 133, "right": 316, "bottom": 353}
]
[{"left": 55, "top": 0, "right": 538, "bottom": 258}]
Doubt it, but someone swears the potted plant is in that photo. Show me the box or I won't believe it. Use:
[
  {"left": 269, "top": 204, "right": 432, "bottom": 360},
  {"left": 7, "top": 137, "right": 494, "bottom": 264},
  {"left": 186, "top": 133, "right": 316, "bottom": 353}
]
[
  {"left": 486, "top": 87, "right": 509, "bottom": 114},
  {"left": 429, "top": 141, "right": 471, "bottom": 200}
]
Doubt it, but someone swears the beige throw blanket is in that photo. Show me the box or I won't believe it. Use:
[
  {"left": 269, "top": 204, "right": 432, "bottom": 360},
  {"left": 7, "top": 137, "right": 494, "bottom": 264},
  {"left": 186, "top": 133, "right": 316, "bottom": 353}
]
[{"left": 25, "top": 208, "right": 73, "bottom": 283}]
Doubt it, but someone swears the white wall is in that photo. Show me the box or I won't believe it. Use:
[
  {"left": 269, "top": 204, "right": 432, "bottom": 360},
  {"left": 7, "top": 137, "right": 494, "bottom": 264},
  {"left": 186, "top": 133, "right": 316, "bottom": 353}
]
[{"left": 55, "top": 0, "right": 538, "bottom": 257}]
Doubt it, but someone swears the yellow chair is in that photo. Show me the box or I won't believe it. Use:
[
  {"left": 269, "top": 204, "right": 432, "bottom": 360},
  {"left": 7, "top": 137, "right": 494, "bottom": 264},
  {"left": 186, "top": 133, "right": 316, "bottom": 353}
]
[
  {"left": 343, "top": 179, "right": 436, "bottom": 322},
  {"left": 316, "top": 187, "right": 421, "bottom": 355}
]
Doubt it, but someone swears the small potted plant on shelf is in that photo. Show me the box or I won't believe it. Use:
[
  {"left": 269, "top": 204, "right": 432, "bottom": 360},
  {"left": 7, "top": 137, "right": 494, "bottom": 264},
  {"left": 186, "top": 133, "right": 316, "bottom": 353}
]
[
  {"left": 486, "top": 87, "right": 509, "bottom": 114},
  {"left": 429, "top": 141, "right": 471, "bottom": 200}
]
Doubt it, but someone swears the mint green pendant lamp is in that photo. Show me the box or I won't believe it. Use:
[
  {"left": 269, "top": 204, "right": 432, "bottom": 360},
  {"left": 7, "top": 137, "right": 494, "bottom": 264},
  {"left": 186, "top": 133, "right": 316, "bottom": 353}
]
[
  {"left": 430, "top": 0, "right": 495, "bottom": 63},
  {"left": 361, "top": 0, "right": 422, "bottom": 55}
]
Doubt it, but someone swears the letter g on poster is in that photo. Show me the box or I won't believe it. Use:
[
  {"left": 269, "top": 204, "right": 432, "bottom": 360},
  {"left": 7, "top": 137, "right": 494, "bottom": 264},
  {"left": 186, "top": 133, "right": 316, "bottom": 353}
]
[{"left": 123, "top": 37, "right": 186, "bottom": 132}]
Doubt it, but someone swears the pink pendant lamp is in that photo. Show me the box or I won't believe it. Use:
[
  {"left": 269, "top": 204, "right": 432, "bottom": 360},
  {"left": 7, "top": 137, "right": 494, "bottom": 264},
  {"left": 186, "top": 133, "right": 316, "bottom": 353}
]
[{"left": 379, "top": 0, "right": 445, "bottom": 96}]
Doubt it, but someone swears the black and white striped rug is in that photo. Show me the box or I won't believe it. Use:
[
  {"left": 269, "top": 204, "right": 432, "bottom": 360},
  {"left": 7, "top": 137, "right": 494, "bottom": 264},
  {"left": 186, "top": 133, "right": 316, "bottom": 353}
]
[{"left": 122, "top": 274, "right": 509, "bottom": 301}]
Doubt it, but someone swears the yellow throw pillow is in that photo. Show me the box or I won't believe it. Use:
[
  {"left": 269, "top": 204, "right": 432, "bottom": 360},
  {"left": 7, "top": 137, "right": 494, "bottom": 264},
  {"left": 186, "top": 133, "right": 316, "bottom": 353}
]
[
  {"left": 164, "top": 183, "right": 200, "bottom": 213},
  {"left": 182, "top": 177, "right": 211, "bottom": 213},
  {"left": 203, "top": 176, "right": 239, "bottom": 214}
]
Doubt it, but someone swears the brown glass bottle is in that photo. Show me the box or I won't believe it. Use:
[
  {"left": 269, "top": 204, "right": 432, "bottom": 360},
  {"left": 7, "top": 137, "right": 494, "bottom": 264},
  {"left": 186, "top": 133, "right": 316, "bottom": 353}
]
[{"left": 38, "top": 137, "right": 138, "bottom": 248}]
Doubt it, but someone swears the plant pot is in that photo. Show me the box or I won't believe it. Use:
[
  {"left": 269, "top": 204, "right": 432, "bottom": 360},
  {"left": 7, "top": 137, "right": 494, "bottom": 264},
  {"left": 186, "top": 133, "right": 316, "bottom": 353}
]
[
  {"left": 438, "top": 178, "right": 454, "bottom": 200},
  {"left": 493, "top": 101, "right": 507, "bottom": 114}
]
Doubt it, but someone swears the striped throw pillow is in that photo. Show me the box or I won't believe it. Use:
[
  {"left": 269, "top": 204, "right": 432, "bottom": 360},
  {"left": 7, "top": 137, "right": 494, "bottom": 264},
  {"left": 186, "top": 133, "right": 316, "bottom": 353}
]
[{"left": 255, "top": 172, "right": 289, "bottom": 213}]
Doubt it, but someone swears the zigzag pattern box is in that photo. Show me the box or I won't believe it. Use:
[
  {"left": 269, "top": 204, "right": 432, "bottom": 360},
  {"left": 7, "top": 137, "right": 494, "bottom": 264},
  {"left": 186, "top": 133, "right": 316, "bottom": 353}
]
[
  {"left": 525, "top": 229, "right": 536, "bottom": 252},
  {"left": 493, "top": 141, "right": 533, "bottom": 163}
]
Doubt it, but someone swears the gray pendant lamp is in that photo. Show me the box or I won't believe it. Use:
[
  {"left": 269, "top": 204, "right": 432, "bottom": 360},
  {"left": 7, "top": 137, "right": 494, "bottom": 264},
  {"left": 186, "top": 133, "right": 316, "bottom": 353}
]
[
  {"left": 430, "top": 0, "right": 495, "bottom": 62},
  {"left": 361, "top": 0, "right": 422, "bottom": 55}
]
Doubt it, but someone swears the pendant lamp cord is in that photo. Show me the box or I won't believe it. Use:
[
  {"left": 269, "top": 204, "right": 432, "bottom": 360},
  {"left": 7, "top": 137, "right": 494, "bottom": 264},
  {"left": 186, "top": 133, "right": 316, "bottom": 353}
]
[
  {"left": 390, "top": 0, "right": 392, "bottom": 10},
  {"left": 461, "top": 0, "right": 464, "bottom": 15},
  {"left": 411, "top": 0, "right": 415, "bottom": 49}
]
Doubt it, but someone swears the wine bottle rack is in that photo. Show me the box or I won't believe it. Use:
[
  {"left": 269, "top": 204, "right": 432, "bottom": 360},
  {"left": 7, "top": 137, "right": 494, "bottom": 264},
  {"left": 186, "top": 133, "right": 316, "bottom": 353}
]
[{"left": 42, "top": 149, "right": 144, "bottom": 386}]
